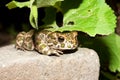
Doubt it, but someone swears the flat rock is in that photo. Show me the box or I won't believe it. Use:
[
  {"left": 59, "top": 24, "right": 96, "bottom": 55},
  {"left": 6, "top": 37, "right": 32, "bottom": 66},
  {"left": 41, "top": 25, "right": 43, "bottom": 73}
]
[{"left": 0, "top": 45, "right": 100, "bottom": 80}]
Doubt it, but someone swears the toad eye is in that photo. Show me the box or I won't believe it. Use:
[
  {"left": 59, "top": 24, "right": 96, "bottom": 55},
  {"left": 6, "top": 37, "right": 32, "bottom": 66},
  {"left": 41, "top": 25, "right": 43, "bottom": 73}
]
[{"left": 58, "top": 36, "right": 64, "bottom": 42}]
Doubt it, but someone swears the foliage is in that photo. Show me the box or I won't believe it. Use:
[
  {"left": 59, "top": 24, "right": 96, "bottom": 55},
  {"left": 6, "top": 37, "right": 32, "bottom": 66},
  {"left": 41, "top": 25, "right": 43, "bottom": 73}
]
[
  {"left": 6, "top": 0, "right": 116, "bottom": 36},
  {"left": 79, "top": 33, "right": 120, "bottom": 72},
  {"left": 51, "top": 0, "right": 116, "bottom": 36},
  {"left": 6, "top": 0, "right": 63, "bottom": 29},
  {"left": 100, "top": 33, "right": 120, "bottom": 72}
]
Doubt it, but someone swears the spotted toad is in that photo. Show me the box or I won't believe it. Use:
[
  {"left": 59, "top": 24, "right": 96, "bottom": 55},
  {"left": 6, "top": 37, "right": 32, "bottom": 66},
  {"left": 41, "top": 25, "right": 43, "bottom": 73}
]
[{"left": 15, "top": 29, "right": 78, "bottom": 56}]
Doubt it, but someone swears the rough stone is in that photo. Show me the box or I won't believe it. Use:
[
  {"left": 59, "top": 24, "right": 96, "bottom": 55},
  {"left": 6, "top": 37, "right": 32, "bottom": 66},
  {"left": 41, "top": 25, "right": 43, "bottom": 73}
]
[{"left": 0, "top": 45, "right": 100, "bottom": 80}]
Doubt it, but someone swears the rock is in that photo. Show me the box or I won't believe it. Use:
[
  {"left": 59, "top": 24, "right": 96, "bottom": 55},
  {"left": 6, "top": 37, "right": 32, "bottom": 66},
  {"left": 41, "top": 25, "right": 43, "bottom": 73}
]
[{"left": 0, "top": 45, "right": 100, "bottom": 80}]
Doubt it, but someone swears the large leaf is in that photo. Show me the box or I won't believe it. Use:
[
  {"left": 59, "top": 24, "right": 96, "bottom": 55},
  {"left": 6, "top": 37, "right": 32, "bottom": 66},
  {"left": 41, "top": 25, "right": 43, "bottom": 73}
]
[
  {"left": 36, "top": 0, "right": 63, "bottom": 8},
  {"left": 78, "top": 33, "right": 120, "bottom": 72},
  {"left": 47, "top": 0, "right": 116, "bottom": 36},
  {"left": 6, "top": 0, "right": 63, "bottom": 9},
  {"left": 100, "top": 33, "right": 120, "bottom": 72},
  {"left": 6, "top": 1, "right": 30, "bottom": 9}
]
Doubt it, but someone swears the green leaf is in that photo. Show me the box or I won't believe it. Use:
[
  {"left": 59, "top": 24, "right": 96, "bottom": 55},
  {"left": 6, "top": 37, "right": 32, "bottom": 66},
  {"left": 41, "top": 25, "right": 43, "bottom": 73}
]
[
  {"left": 78, "top": 33, "right": 120, "bottom": 72},
  {"left": 6, "top": 1, "right": 30, "bottom": 9},
  {"left": 29, "top": 5, "right": 38, "bottom": 29},
  {"left": 100, "top": 33, "right": 120, "bottom": 72},
  {"left": 48, "top": 0, "right": 116, "bottom": 36},
  {"left": 36, "top": 0, "right": 63, "bottom": 8}
]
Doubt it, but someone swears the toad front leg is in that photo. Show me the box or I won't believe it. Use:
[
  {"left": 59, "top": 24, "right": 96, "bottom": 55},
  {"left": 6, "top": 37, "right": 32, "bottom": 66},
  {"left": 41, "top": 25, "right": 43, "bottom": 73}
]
[{"left": 35, "top": 43, "right": 63, "bottom": 56}]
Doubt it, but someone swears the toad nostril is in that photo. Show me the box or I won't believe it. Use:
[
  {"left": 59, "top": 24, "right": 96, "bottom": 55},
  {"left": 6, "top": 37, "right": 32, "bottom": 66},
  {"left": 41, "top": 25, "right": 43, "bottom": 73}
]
[{"left": 58, "top": 36, "right": 64, "bottom": 42}]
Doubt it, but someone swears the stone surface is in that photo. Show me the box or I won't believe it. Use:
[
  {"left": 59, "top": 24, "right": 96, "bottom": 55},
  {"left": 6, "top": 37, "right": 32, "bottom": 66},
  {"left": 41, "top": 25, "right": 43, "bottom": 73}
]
[{"left": 0, "top": 45, "right": 100, "bottom": 80}]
